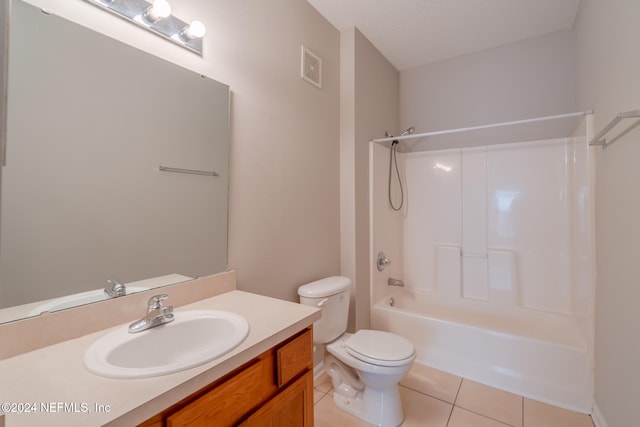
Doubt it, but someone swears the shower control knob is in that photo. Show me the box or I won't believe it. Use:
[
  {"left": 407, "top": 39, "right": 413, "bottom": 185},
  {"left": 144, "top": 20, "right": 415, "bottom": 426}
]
[{"left": 377, "top": 251, "right": 391, "bottom": 272}]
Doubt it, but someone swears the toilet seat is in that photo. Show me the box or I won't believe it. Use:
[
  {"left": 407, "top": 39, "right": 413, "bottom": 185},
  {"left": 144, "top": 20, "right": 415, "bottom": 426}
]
[{"left": 345, "top": 330, "right": 415, "bottom": 367}]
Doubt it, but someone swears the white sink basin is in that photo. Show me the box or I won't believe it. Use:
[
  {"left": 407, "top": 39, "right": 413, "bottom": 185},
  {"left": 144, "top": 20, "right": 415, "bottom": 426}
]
[{"left": 84, "top": 310, "right": 250, "bottom": 378}]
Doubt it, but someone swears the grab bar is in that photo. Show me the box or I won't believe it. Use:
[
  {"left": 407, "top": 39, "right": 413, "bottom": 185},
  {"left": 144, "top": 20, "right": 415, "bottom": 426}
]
[
  {"left": 589, "top": 110, "right": 640, "bottom": 147},
  {"left": 158, "top": 165, "right": 219, "bottom": 176}
]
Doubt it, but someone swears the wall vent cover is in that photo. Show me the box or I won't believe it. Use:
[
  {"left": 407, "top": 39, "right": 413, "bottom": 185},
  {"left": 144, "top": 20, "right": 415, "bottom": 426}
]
[{"left": 301, "top": 46, "right": 322, "bottom": 88}]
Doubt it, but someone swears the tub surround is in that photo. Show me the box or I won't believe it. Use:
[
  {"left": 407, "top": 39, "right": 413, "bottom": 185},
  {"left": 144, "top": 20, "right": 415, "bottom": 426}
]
[
  {"left": 369, "top": 134, "right": 595, "bottom": 412},
  {"left": 0, "top": 287, "right": 320, "bottom": 426}
]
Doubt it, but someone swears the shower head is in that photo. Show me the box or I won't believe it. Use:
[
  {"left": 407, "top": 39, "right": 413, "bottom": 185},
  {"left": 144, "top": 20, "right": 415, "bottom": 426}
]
[
  {"left": 390, "top": 127, "right": 415, "bottom": 145},
  {"left": 400, "top": 127, "right": 415, "bottom": 137},
  {"left": 384, "top": 127, "right": 415, "bottom": 141}
]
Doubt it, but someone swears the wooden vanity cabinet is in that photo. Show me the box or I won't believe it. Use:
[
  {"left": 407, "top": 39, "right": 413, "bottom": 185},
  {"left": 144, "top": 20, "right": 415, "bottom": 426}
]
[{"left": 138, "top": 327, "right": 314, "bottom": 427}]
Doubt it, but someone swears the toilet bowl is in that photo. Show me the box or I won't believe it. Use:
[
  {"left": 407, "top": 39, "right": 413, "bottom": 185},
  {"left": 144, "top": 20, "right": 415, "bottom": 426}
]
[
  {"left": 326, "top": 331, "right": 415, "bottom": 426},
  {"left": 298, "top": 276, "right": 415, "bottom": 427}
]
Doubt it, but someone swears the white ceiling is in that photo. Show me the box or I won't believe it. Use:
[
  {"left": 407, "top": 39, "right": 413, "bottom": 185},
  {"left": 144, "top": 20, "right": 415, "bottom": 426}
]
[{"left": 306, "top": 0, "right": 581, "bottom": 71}]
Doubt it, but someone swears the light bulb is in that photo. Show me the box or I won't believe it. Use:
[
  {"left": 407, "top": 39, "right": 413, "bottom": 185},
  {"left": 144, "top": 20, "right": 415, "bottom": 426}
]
[
  {"left": 145, "top": 0, "right": 171, "bottom": 22},
  {"left": 183, "top": 21, "right": 206, "bottom": 39}
]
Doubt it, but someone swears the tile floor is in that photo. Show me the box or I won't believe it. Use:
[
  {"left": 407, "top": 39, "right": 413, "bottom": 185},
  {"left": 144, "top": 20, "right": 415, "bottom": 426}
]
[{"left": 313, "top": 363, "right": 594, "bottom": 427}]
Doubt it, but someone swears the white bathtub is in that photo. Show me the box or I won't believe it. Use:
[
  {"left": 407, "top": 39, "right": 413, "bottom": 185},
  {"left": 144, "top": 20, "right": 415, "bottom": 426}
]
[{"left": 371, "top": 291, "right": 593, "bottom": 412}]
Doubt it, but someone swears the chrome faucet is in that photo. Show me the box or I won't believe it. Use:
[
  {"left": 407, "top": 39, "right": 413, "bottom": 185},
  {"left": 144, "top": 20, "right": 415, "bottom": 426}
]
[
  {"left": 104, "top": 278, "right": 127, "bottom": 298},
  {"left": 128, "top": 294, "right": 174, "bottom": 333}
]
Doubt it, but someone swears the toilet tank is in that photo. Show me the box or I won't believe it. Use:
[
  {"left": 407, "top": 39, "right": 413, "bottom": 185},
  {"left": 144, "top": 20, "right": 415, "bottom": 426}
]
[{"left": 298, "top": 276, "right": 351, "bottom": 344}]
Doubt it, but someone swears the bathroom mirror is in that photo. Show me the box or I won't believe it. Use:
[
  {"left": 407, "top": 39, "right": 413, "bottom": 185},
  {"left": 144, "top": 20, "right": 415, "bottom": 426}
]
[{"left": 0, "top": 0, "right": 230, "bottom": 323}]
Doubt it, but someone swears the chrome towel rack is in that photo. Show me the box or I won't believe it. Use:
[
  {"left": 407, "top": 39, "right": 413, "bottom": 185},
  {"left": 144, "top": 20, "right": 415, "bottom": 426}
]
[
  {"left": 158, "top": 165, "right": 219, "bottom": 176},
  {"left": 589, "top": 110, "right": 640, "bottom": 147}
]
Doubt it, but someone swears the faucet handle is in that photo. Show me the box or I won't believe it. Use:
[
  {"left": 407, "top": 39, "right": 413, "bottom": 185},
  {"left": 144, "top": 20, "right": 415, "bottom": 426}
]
[
  {"left": 377, "top": 251, "right": 391, "bottom": 272},
  {"left": 148, "top": 294, "right": 170, "bottom": 311}
]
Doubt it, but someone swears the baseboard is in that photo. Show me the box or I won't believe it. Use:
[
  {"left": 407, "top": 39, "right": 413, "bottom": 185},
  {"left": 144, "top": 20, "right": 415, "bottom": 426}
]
[
  {"left": 591, "top": 404, "right": 608, "bottom": 427},
  {"left": 313, "top": 360, "right": 326, "bottom": 383}
]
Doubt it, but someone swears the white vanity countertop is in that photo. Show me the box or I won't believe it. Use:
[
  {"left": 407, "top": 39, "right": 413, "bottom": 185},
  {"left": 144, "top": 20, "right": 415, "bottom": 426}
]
[{"left": 0, "top": 290, "right": 320, "bottom": 427}]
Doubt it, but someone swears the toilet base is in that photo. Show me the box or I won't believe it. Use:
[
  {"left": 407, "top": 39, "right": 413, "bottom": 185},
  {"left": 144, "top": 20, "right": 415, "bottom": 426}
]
[{"left": 332, "top": 384, "right": 404, "bottom": 427}]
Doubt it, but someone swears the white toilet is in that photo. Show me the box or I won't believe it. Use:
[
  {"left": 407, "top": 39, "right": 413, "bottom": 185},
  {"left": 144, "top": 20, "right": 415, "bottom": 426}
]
[{"left": 298, "top": 276, "right": 415, "bottom": 427}]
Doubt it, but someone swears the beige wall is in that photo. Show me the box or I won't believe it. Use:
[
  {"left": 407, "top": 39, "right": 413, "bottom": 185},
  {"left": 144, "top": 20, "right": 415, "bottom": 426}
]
[
  {"left": 400, "top": 30, "right": 577, "bottom": 135},
  {"left": 340, "top": 28, "right": 399, "bottom": 330},
  {"left": 19, "top": 0, "right": 341, "bottom": 303},
  {"left": 215, "top": 1, "right": 341, "bottom": 302},
  {"left": 575, "top": 1, "right": 640, "bottom": 425},
  {"left": 0, "top": 0, "right": 6, "bottom": 164}
]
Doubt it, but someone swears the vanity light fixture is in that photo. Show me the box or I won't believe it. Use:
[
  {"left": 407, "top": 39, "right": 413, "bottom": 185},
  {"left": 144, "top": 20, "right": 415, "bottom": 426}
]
[
  {"left": 180, "top": 20, "right": 207, "bottom": 40},
  {"left": 83, "top": 0, "right": 206, "bottom": 55},
  {"left": 142, "top": 0, "right": 171, "bottom": 23}
]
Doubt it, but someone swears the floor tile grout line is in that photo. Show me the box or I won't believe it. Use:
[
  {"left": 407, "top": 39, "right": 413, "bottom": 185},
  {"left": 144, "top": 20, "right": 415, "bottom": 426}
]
[
  {"left": 454, "top": 378, "right": 527, "bottom": 427},
  {"left": 398, "top": 384, "right": 458, "bottom": 406},
  {"left": 444, "top": 378, "right": 464, "bottom": 427},
  {"left": 453, "top": 377, "right": 464, "bottom": 405},
  {"left": 445, "top": 401, "right": 455, "bottom": 427},
  {"left": 453, "top": 406, "right": 516, "bottom": 427},
  {"left": 313, "top": 387, "right": 331, "bottom": 406},
  {"left": 453, "top": 379, "right": 519, "bottom": 427},
  {"left": 314, "top": 391, "right": 331, "bottom": 406}
]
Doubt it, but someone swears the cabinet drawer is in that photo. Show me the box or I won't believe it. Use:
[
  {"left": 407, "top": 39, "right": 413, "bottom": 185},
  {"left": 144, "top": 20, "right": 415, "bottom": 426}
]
[
  {"left": 276, "top": 328, "right": 313, "bottom": 387},
  {"left": 167, "top": 358, "right": 269, "bottom": 427}
]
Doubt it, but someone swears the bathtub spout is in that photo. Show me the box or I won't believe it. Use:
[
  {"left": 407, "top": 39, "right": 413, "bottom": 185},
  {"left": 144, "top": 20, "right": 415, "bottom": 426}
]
[{"left": 388, "top": 278, "right": 405, "bottom": 287}]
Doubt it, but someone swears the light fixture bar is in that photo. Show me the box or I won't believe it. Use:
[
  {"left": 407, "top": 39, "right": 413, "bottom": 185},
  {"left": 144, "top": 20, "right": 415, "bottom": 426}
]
[{"left": 83, "top": 0, "right": 204, "bottom": 55}]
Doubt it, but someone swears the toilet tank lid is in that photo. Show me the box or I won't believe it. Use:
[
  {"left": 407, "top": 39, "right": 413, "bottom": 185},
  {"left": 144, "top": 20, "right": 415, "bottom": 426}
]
[{"left": 298, "top": 276, "right": 351, "bottom": 298}]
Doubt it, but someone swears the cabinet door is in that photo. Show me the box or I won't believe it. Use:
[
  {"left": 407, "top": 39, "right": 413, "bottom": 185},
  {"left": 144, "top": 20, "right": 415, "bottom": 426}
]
[{"left": 239, "top": 370, "right": 314, "bottom": 427}]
